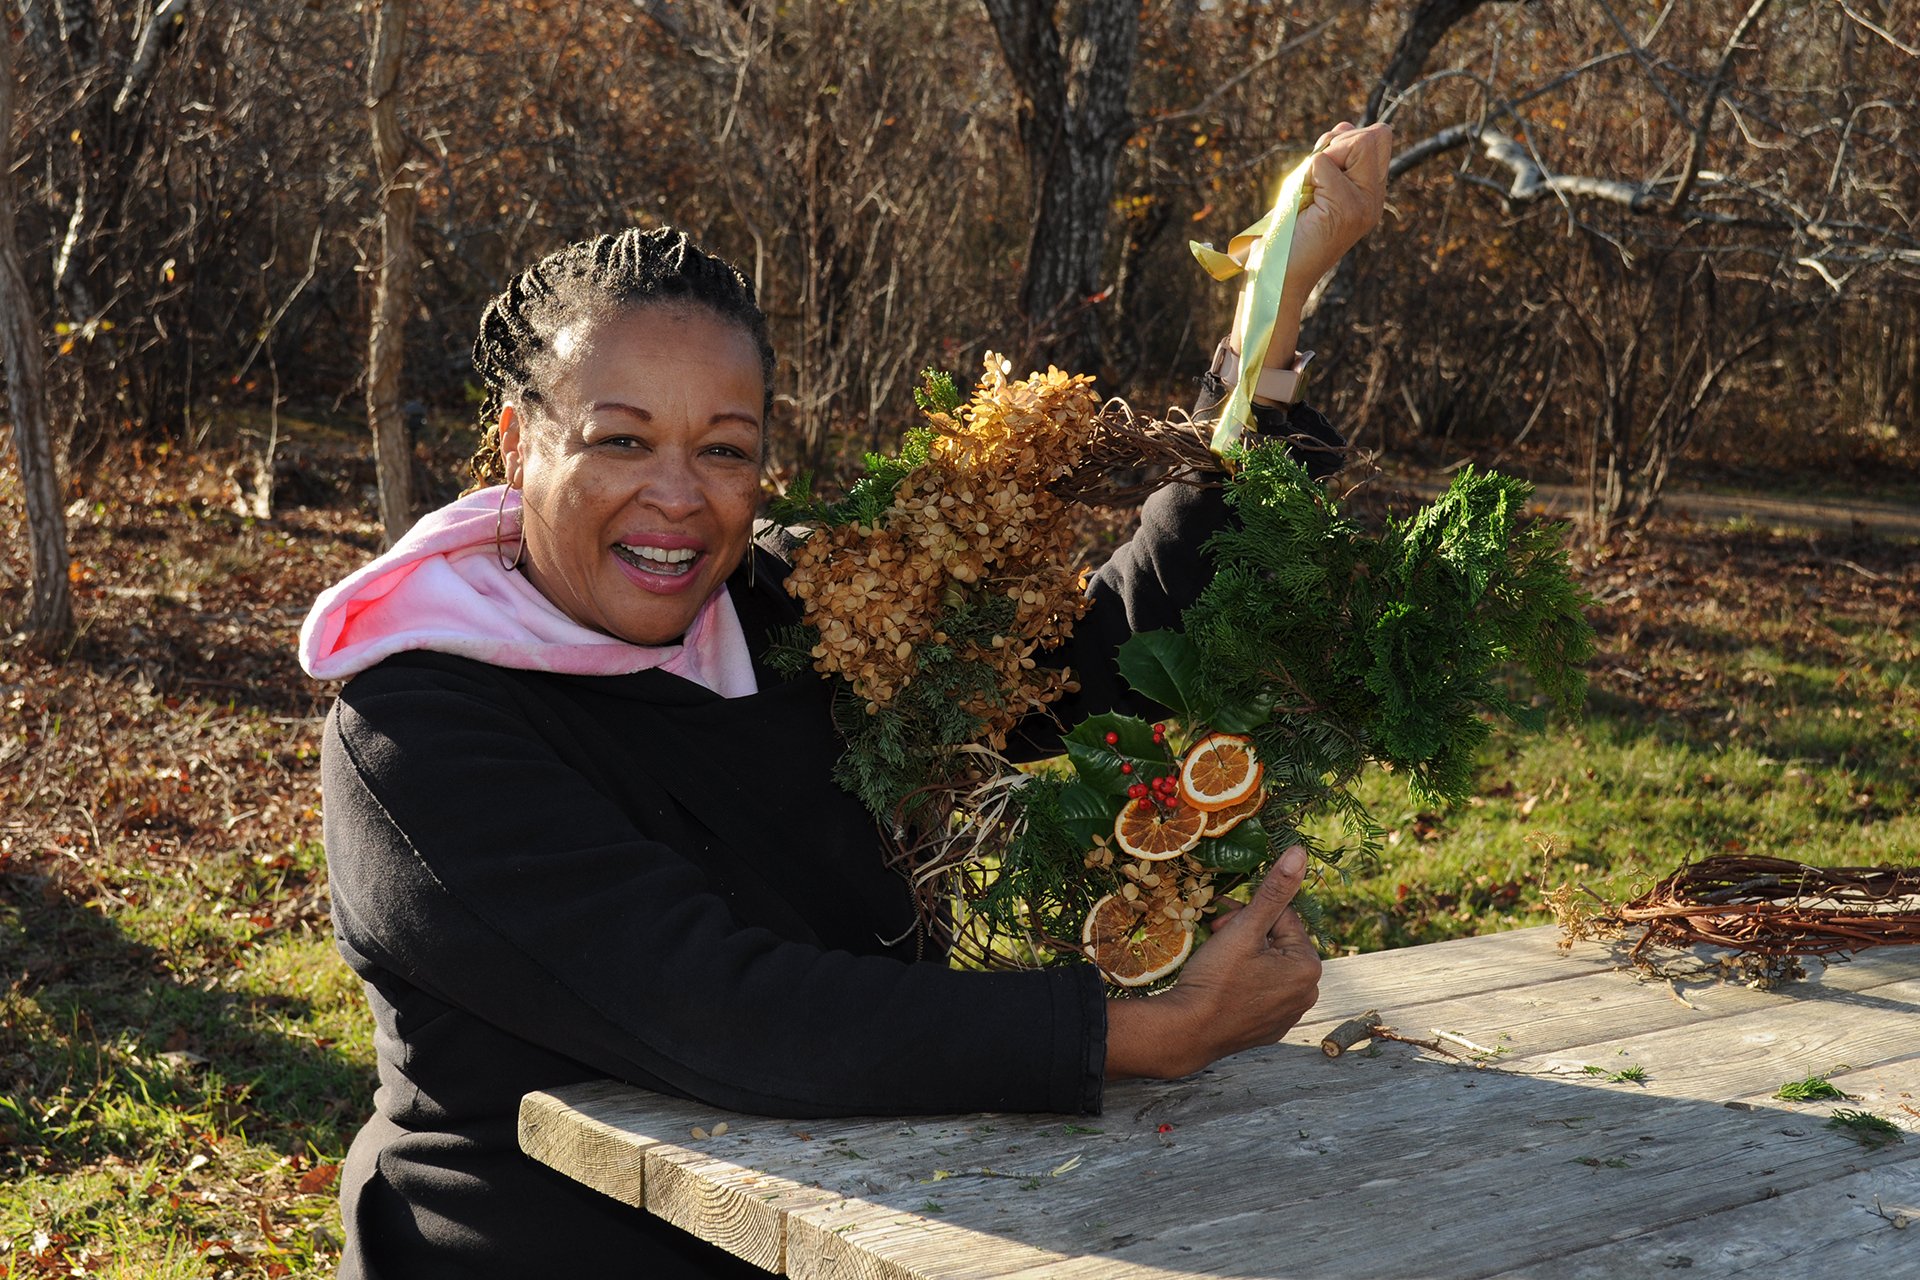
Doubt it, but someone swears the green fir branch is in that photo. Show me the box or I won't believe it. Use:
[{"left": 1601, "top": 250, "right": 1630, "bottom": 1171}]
[
  {"left": 776, "top": 415, "right": 1593, "bottom": 971},
  {"left": 913, "top": 367, "right": 963, "bottom": 416},
  {"left": 766, "top": 426, "right": 937, "bottom": 530}
]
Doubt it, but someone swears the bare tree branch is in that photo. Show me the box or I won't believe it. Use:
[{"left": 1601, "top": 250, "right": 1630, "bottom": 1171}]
[
  {"left": 45, "top": 0, "right": 98, "bottom": 73},
  {"left": 1668, "top": 0, "right": 1773, "bottom": 213},
  {"left": 0, "top": 7, "right": 74, "bottom": 649},
  {"left": 366, "top": 0, "right": 417, "bottom": 542},
  {"left": 1392, "top": 121, "right": 1920, "bottom": 275},
  {"left": 14, "top": 0, "right": 61, "bottom": 66},
  {"left": 1145, "top": 18, "right": 1334, "bottom": 132},
  {"left": 1591, "top": 0, "right": 1695, "bottom": 132},
  {"left": 113, "top": 0, "right": 192, "bottom": 114},
  {"left": 1834, "top": 0, "right": 1919, "bottom": 58},
  {"left": 1366, "top": 0, "right": 1528, "bottom": 125}
]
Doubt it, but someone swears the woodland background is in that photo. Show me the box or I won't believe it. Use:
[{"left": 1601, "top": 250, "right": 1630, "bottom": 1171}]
[
  {"left": 4, "top": 0, "right": 1920, "bottom": 637},
  {"left": 1, "top": 1, "right": 1917, "bottom": 1275}
]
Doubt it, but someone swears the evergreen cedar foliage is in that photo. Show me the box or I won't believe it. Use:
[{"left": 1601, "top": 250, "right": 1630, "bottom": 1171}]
[
  {"left": 772, "top": 368, "right": 1595, "bottom": 963},
  {"left": 1191, "top": 447, "right": 1594, "bottom": 828},
  {"left": 985, "top": 451, "right": 1594, "bottom": 952}
]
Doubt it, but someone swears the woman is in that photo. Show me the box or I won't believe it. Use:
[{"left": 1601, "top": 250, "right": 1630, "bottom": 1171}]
[{"left": 303, "top": 123, "right": 1390, "bottom": 1277}]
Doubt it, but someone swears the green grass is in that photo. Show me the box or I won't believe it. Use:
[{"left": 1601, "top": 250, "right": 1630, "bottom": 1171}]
[
  {"left": 1, "top": 842, "right": 372, "bottom": 1278},
  {"left": 1299, "top": 529, "right": 1918, "bottom": 953},
  {"left": 3, "top": 445, "right": 1913, "bottom": 1275}
]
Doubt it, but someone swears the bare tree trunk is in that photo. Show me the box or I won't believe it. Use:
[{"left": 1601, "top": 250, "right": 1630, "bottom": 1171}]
[
  {"left": 366, "top": 0, "right": 416, "bottom": 545},
  {"left": 32, "top": 0, "right": 192, "bottom": 459},
  {"left": 1, "top": 14, "right": 74, "bottom": 651},
  {"left": 1904, "top": 302, "right": 1919, "bottom": 426},
  {"left": 1365, "top": 0, "right": 1519, "bottom": 125},
  {"left": 981, "top": 0, "right": 1138, "bottom": 376},
  {"left": 1307, "top": 0, "right": 1525, "bottom": 348}
]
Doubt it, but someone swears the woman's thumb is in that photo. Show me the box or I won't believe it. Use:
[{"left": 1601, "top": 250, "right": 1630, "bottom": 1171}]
[{"left": 1245, "top": 846, "right": 1310, "bottom": 928}]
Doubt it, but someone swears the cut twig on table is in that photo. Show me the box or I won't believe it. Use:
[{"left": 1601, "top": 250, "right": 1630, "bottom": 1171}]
[
  {"left": 1433, "top": 1028, "right": 1504, "bottom": 1058},
  {"left": 1321, "top": 1010, "right": 1382, "bottom": 1058},
  {"left": 1372, "top": 1027, "right": 1470, "bottom": 1061},
  {"left": 1322, "top": 1011, "right": 1476, "bottom": 1063}
]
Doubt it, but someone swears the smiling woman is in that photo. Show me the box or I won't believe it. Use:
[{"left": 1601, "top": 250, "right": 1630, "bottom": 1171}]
[
  {"left": 500, "top": 308, "right": 766, "bottom": 646},
  {"left": 296, "top": 128, "right": 1386, "bottom": 1278}
]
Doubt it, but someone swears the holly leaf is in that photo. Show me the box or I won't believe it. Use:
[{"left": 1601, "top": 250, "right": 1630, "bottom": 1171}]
[
  {"left": 1063, "top": 713, "right": 1164, "bottom": 796},
  {"left": 1118, "top": 630, "right": 1276, "bottom": 733},
  {"left": 1194, "top": 817, "right": 1268, "bottom": 873},
  {"left": 1057, "top": 781, "right": 1119, "bottom": 847},
  {"left": 1116, "top": 631, "right": 1202, "bottom": 721},
  {"left": 1200, "top": 692, "right": 1275, "bottom": 735}
]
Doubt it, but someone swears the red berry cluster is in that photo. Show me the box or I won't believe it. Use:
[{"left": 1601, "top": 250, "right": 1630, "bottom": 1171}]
[{"left": 1108, "top": 724, "right": 1179, "bottom": 813}]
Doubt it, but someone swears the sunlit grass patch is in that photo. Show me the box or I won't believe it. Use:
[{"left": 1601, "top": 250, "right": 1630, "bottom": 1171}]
[
  {"left": 1304, "top": 525, "right": 1918, "bottom": 953},
  {"left": 2, "top": 875, "right": 370, "bottom": 1276},
  {"left": 3, "top": 443, "right": 1914, "bottom": 1274}
]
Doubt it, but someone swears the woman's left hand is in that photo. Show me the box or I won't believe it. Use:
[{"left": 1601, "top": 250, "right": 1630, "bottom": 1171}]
[
  {"left": 1229, "top": 120, "right": 1391, "bottom": 380},
  {"left": 1282, "top": 120, "right": 1393, "bottom": 302}
]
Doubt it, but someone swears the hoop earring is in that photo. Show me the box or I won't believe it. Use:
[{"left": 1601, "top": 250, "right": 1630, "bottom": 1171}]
[
  {"left": 495, "top": 483, "right": 526, "bottom": 572},
  {"left": 748, "top": 546, "right": 757, "bottom": 590}
]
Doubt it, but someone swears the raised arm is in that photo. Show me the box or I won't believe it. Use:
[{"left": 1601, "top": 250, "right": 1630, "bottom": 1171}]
[{"left": 1018, "top": 122, "right": 1392, "bottom": 740}]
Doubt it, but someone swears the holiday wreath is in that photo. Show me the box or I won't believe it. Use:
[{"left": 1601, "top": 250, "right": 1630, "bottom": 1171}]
[{"left": 767, "top": 355, "right": 1595, "bottom": 987}]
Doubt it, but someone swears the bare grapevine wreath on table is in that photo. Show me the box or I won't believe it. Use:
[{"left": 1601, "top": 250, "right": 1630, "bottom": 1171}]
[{"left": 766, "top": 356, "right": 1595, "bottom": 987}]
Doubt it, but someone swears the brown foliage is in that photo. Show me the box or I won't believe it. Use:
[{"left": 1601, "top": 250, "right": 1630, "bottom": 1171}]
[{"left": 0, "top": 1, "right": 1910, "bottom": 538}]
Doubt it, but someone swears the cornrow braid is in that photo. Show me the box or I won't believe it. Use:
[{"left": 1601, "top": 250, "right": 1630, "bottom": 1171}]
[{"left": 466, "top": 225, "right": 776, "bottom": 491}]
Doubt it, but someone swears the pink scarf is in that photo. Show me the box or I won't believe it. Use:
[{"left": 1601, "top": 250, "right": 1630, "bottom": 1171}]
[{"left": 299, "top": 486, "right": 758, "bottom": 697}]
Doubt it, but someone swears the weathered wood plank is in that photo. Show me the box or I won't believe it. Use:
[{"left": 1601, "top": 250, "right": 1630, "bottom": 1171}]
[
  {"left": 517, "top": 1080, "right": 665, "bottom": 1208},
  {"left": 563, "top": 1039, "right": 1917, "bottom": 1280},
  {"left": 1283, "top": 949, "right": 1920, "bottom": 1100},
  {"left": 1496, "top": 976, "right": 1920, "bottom": 1104},
  {"left": 1309, "top": 925, "right": 1621, "bottom": 1010},
  {"left": 1306, "top": 927, "right": 1920, "bottom": 1035},
  {"left": 1733, "top": 1048, "right": 1920, "bottom": 1127},
  {"left": 518, "top": 937, "right": 1920, "bottom": 1279},
  {"left": 983, "top": 1081, "right": 1920, "bottom": 1279},
  {"left": 641, "top": 1147, "right": 841, "bottom": 1274},
  {"left": 785, "top": 1200, "right": 1067, "bottom": 1280},
  {"left": 1482, "top": 1154, "right": 1920, "bottom": 1278}
]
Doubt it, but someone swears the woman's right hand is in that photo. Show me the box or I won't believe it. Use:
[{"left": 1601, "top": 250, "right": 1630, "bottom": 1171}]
[{"left": 1105, "top": 847, "right": 1323, "bottom": 1079}]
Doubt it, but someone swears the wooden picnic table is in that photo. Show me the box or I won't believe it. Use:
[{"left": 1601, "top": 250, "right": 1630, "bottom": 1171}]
[{"left": 520, "top": 926, "right": 1920, "bottom": 1278}]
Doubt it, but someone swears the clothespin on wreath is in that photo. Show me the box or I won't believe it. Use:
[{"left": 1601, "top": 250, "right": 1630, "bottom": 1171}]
[{"left": 1189, "top": 140, "right": 1327, "bottom": 458}]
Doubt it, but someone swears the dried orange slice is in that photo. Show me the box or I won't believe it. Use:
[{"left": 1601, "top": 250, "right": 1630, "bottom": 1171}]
[
  {"left": 1200, "top": 787, "right": 1265, "bottom": 838},
  {"left": 1081, "top": 892, "right": 1195, "bottom": 987},
  {"left": 1112, "top": 799, "right": 1206, "bottom": 861},
  {"left": 1178, "top": 732, "right": 1264, "bottom": 812}
]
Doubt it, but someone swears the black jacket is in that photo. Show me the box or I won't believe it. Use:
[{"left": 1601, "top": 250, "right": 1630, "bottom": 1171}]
[{"left": 321, "top": 408, "right": 1340, "bottom": 1278}]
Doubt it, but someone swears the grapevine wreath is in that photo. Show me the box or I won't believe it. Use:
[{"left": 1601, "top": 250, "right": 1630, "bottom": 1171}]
[{"left": 768, "top": 357, "right": 1595, "bottom": 987}]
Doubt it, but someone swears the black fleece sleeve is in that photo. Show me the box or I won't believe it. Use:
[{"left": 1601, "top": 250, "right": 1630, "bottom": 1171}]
[
  {"left": 323, "top": 663, "right": 1105, "bottom": 1119},
  {"left": 1009, "top": 400, "right": 1342, "bottom": 754}
]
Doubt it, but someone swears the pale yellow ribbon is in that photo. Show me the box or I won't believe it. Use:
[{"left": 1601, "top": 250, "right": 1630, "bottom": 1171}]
[{"left": 1190, "top": 142, "right": 1325, "bottom": 454}]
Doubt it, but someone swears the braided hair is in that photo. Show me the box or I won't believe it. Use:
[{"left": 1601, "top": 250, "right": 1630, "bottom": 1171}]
[{"left": 466, "top": 226, "right": 775, "bottom": 489}]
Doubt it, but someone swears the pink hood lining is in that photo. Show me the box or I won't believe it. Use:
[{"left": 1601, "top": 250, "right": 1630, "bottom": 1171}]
[{"left": 298, "top": 486, "right": 758, "bottom": 697}]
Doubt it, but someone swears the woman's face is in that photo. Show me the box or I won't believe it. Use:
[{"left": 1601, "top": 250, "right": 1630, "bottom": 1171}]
[{"left": 499, "top": 304, "right": 765, "bottom": 646}]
